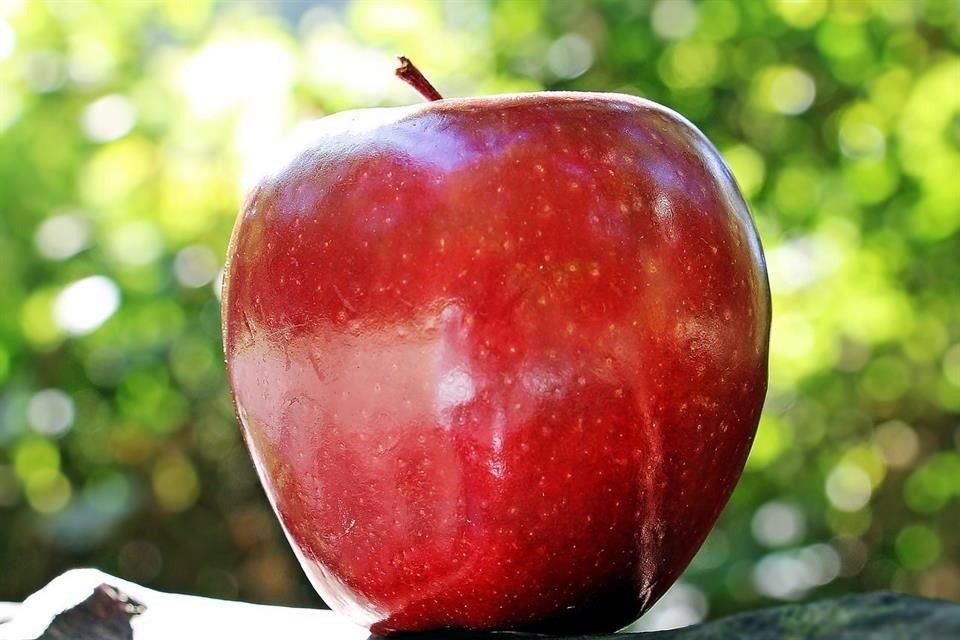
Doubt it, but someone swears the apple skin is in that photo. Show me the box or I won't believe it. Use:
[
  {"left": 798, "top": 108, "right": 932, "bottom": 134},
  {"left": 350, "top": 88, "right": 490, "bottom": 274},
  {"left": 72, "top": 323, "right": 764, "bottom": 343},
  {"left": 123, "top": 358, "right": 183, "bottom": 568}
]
[{"left": 222, "top": 92, "right": 770, "bottom": 635}]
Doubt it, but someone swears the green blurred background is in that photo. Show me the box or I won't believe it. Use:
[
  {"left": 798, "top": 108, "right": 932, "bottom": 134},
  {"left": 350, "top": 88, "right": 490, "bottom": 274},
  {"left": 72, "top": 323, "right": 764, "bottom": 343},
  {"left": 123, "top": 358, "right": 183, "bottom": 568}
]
[{"left": 1, "top": 0, "right": 959, "bottom": 630}]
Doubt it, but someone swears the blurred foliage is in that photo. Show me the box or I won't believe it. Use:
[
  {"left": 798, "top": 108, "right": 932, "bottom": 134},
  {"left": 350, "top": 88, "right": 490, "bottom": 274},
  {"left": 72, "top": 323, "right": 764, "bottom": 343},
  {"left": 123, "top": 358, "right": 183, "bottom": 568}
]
[{"left": 0, "top": 0, "right": 959, "bottom": 629}]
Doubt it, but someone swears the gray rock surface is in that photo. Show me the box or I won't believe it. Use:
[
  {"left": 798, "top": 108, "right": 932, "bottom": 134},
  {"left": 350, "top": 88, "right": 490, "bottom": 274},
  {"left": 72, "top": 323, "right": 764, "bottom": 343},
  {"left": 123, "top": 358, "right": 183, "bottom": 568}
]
[{"left": 635, "top": 592, "right": 960, "bottom": 640}]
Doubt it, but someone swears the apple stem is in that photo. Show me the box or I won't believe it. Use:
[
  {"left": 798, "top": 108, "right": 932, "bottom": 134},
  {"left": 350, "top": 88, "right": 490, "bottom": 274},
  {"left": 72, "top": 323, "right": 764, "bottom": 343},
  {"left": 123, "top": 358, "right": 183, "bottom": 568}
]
[{"left": 395, "top": 56, "right": 444, "bottom": 102}]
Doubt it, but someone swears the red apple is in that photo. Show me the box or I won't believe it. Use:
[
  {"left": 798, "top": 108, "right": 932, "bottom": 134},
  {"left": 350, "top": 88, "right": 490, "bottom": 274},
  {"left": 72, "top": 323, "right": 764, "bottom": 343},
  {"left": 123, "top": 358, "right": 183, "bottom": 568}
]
[{"left": 222, "top": 64, "right": 770, "bottom": 635}]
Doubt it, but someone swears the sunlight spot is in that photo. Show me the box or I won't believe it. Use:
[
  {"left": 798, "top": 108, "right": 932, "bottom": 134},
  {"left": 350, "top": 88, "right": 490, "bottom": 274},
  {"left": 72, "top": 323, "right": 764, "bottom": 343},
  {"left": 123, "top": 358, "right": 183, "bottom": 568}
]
[
  {"left": 0, "top": 19, "right": 14, "bottom": 61},
  {"left": 825, "top": 463, "right": 872, "bottom": 511},
  {"left": 174, "top": 245, "right": 220, "bottom": 288},
  {"left": 547, "top": 33, "right": 593, "bottom": 79},
  {"left": 769, "top": 67, "right": 816, "bottom": 115},
  {"left": 54, "top": 276, "right": 120, "bottom": 335},
  {"left": 35, "top": 212, "right": 90, "bottom": 260},
  {"left": 180, "top": 39, "right": 295, "bottom": 118},
  {"left": 753, "top": 544, "right": 840, "bottom": 600},
  {"left": 651, "top": 0, "right": 697, "bottom": 40},
  {"left": 752, "top": 501, "right": 806, "bottom": 547},
  {"left": 27, "top": 389, "right": 75, "bottom": 437},
  {"left": 107, "top": 221, "right": 162, "bottom": 266},
  {"left": 81, "top": 94, "right": 136, "bottom": 142}
]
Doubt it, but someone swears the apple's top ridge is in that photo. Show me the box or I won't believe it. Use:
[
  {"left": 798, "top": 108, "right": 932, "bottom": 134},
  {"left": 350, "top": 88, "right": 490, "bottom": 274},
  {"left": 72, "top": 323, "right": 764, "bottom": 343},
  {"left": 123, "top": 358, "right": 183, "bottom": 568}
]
[{"left": 262, "top": 91, "right": 693, "bottom": 182}]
